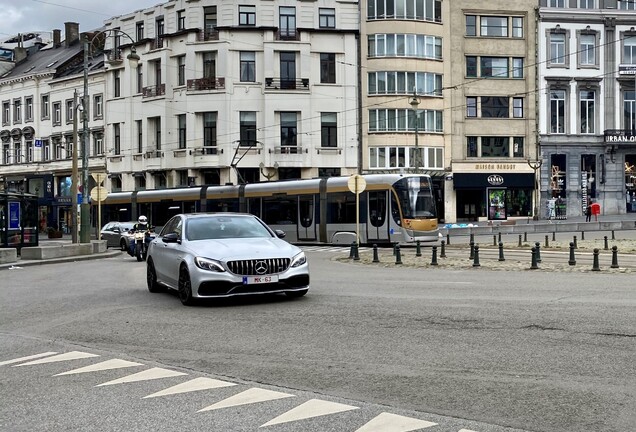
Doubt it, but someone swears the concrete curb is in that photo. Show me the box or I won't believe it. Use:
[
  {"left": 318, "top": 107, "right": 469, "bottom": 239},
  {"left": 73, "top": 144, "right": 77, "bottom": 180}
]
[{"left": 0, "top": 250, "right": 123, "bottom": 271}]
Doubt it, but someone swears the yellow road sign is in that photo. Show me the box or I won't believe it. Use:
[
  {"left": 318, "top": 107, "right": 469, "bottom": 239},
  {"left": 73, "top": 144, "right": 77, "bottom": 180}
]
[{"left": 90, "top": 186, "right": 108, "bottom": 202}]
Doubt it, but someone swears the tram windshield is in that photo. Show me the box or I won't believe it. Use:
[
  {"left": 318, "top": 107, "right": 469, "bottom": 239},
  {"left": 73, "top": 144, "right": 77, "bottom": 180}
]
[{"left": 393, "top": 176, "right": 436, "bottom": 219}]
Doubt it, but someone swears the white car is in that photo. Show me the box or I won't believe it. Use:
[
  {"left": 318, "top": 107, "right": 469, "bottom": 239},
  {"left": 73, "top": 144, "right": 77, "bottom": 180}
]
[{"left": 146, "top": 213, "right": 310, "bottom": 305}]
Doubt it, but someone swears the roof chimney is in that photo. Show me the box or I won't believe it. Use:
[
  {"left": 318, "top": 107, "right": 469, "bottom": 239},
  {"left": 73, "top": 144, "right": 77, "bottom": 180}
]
[
  {"left": 53, "top": 29, "right": 61, "bottom": 47},
  {"left": 14, "top": 47, "right": 28, "bottom": 63},
  {"left": 64, "top": 22, "right": 80, "bottom": 47}
]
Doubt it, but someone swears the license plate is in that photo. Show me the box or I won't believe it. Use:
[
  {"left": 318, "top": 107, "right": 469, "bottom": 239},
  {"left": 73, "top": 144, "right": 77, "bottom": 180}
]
[{"left": 242, "top": 275, "right": 278, "bottom": 284}]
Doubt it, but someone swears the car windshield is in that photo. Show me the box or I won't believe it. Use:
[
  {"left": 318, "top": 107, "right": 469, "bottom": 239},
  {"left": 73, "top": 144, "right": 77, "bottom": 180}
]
[{"left": 186, "top": 216, "right": 273, "bottom": 240}]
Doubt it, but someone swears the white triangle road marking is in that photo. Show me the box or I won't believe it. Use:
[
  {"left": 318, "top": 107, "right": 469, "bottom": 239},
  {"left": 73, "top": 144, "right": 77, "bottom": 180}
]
[
  {"left": 54, "top": 359, "right": 144, "bottom": 376},
  {"left": 260, "top": 398, "right": 358, "bottom": 427},
  {"left": 144, "top": 377, "right": 237, "bottom": 398},
  {"left": 458, "top": 429, "right": 480, "bottom": 432},
  {"left": 96, "top": 367, "right": 187, "bottom": 386},
  {"left": 0, "top": 352, "right": 58, "bottom": 366},
  {"left": 198, "top": 387, "right": 295, "bottom": 412},
  {"left": 14, "top": 351, "right": 99, "bottom": 366},
  {"left": 353, "top": 412, "right": 438, "bottom": 432}
]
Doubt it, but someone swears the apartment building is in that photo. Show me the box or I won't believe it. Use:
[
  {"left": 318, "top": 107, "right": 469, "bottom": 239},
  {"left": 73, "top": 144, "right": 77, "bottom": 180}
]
[
  {"left": 539, "top": 0, "right": 636, "bottom": 217},
  {"left": 102, "top": 0, "right": 360, "bottom": 193}
]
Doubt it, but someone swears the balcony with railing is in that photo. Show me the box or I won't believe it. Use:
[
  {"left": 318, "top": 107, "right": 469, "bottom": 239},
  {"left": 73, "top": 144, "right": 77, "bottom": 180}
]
[
  {"left": 264, "top": 77, "right": 309, "bottom": 91},
  {"left": 275, "top": 30, "right": 300, "bottom": 41},
  {"left": 187, "top": 77, "right": 225, "bottom": 92},
  {"left": 197, "top": 30, "right": 219, "bottom": 42},
  {"left": 142, "top": 84, "right": 166, "bottom": 98},
  {"left": 107, "top": 49, "right": 123, "bottom": 64}
]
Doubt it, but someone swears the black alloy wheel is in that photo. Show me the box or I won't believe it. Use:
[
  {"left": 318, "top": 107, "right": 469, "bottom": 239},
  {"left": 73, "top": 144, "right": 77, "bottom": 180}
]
[
  {"left": 120, "top": 239, "right": 127, "bottom": 251},
  {"left": 146, "top": 259, "right": 161, "bottom": 293},
  {"left": 178, "top": 266, "right": 195, "bottom": 306}
]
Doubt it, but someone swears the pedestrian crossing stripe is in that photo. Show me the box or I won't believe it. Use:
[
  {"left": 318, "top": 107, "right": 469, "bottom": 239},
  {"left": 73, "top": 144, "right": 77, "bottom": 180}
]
[
  {"left": 198, "top": 387, "right": 295, "bottom": 412},
  {"left": 14, "top": 351, "right": 99, "bottom": 366},
  {"left": 96, "top": 367, "right": 187, "bottom": 386},
  {"left": 0, "top": 352, "right": 58, "bottom": 366},
  {"left": 144, "top": 377, "right": 237, "bottom": 398},
  {"left": 353, "top": 412, "right": 438, "bottom": 432},
  {"left": 458, "top": 430, "right": 479, "bottom": 432},
  {"left": 260, "top": 398, "right": 359, "bottom": 427},
  {"left": 54, "top": 359, "right": 144, "bottom": 376}
]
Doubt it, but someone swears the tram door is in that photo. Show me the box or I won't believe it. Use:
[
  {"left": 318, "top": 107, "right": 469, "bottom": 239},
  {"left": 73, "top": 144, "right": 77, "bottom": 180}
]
[
  {"left": 366, "top": 190, "right": 389, "bottom": 242},
  {"left": 297, "top": 195, "right": 316, "bottom": 241}
]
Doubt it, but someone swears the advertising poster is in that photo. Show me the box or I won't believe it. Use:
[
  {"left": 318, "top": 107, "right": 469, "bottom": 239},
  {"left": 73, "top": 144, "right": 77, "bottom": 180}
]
[
  {"left": 487, "top": 188, "right": 507, "bottom": 220},
  {"left": 9, "top": 201, "right": 20, "bottom": 229}
]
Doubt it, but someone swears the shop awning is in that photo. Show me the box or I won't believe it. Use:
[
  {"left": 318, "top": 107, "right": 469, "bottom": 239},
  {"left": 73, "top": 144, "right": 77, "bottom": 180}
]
[{"left": 453, "top": 173, "right": 534, "bottom": 189}]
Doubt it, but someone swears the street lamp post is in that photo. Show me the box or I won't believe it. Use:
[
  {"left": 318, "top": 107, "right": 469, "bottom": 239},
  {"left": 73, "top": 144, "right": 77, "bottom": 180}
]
[
  {"left": 79, "top": 31, "right": 139, "bottom": 243},
  {"left": 527, "top": 158, "right": 543, "bottom": 221},
  {"left": 409, "top": 89, "right": 421, "bottom": 173},
  {"left": 71, "top": 89, "right": 79, "bottom": 243}
]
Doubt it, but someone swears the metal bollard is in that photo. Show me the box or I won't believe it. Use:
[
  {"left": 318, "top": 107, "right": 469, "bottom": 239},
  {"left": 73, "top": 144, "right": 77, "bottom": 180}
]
[
  {"left": 353, "top": 243, "right": 360, "bottom": 261},
  {"left": 469, "top": 241, "right": 475, "bottom": 260},
  {"left": 498, "top": 232, "right": 502, "bottom": 244},
  {"left": 493, "top": 235, "right": 497, "bottom": 247},
  {"left": 611, "top": 246, "right": 619, "bottom": 269},
  {"left": 534, "top": 241, "right": 542, "bottom": 263},
  {"left": 440, "top": 240, "right": 446, "bottom": 258},
  {"left": 604, "top": 236, "right": 609, "bottom": 251},
  {"left": 592, "top": 248, "right": 600, "bottom": 271},
  {"left": 469, "top": 232, "right": 474, "bottom": 245},
  {"left": 431, "top": 246, "right": 438, "bottom": 266},
  {"left": 552, "top": 231, "right": 556, "bottom": 242},
  {"left": 573, "top": 235, "right": 578, "bottom": 249},
  {"left": 349, "top": 242, "right": 355, "bottom": 259},
  {"left": 612, "top": 230, "right": 616, "bottom": 240},
  {"left": 395, "top": 244, "right": 402, "bottom": 264},
  {"left": 518, "top": 234, "right": 522, "bottom": 247},
  {"left": 416, "top": 240, "right": 421, "bottom": 257},
  {"left": 581, "top": 230, "right": 585, "bottom": 241},
  {"left": 372, "top": 244, "right": 379, "bottom": 263},
  {"left": 530, "top": 247, "right": 538, "bottom": 270},
  {"left": 568, "top": 242, "right": 576, "bottom": 266},
  {"left": 524, "top": 231, "right": 527, "bottom": 242},
  {"left": 498, "top": 241, "right": 505, "bottom": 262},
  {"left": 545, "top": 235, "right": 549, "bottom": 249},
  {"left": 473, "top": 245, "right": 480, "bottom": 267},
  {"left": 446, "top": 233, "right": 451, "bottom": 245},
  {"left": 393, "top": 243, "right": 397, "bottom": 256}
]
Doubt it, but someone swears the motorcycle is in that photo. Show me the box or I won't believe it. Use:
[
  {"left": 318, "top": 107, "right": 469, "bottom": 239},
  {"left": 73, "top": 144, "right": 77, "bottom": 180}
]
[{"left": 127, "top": 229, "right": 155, "bottom": 261}]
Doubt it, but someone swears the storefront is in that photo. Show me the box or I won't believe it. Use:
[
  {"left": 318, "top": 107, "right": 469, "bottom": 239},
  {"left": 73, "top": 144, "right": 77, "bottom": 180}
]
[{"left": 453, "top": 172, "right": 534, "bottom": 222}]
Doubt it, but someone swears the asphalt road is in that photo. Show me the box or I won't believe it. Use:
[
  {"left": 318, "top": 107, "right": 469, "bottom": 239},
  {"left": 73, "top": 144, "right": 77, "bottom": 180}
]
[{"left": 0, "top": 250, "right": 635, "bottom": 432}]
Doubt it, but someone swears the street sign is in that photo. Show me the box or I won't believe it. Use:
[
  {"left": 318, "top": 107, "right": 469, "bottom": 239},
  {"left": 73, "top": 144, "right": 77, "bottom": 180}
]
[
  {"left": 90, "top": 186, "right": 108, "bottom": 202},
  {"left": 92, "top": 172, "right": 107, "bottom": 185},
  {"left": 35, "top": 139, "right": 42, "bottom": 147},
  {"left": 347, "top": 174, "right": 367, "bottom": 195}
]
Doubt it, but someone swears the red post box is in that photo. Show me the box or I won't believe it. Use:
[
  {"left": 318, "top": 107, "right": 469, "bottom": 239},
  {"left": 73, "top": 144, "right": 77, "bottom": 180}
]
[{"left": 590, "top": 202, "right": 601, "bottom": 221}]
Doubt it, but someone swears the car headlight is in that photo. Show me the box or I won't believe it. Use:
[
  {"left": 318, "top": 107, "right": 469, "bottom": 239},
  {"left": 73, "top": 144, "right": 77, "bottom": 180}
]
[
  {"left": 290, "top": 251, "right": 307, "bottom": 268},
  {"left": 194, "top": 257, "right": 226, "bottom": 272}
]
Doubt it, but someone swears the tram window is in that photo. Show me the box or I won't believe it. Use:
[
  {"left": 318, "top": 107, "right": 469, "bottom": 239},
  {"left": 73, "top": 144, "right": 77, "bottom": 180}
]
[
  {"left": 327, "top": 192, "right": 356, "bottom": 223},
  {"left": 262, "top": 196, "right": 297, "bottom": 225},
  {"left": 390, "top": 192, "right": 401, "bottom": 226},
  {"left": 247, "top": 197, "right": 261, "bottom": 218},
  {"left": 299, "top": 196, "right": 313, "bottom": 227},
  {"left": 368, "top": 191, "right": 386, "bottom": 228}
]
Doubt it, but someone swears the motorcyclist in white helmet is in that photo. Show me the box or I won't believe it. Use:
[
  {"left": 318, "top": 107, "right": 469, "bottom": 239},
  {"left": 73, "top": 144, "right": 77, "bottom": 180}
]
[{"left": 133, "top": 215, "right": 150, "bottom": 232}]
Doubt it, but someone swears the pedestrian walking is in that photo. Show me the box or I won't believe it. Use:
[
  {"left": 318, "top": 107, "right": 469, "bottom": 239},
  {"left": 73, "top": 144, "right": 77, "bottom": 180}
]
[{"left": 585, "top": 202, "right": 592, "bottom": 222}]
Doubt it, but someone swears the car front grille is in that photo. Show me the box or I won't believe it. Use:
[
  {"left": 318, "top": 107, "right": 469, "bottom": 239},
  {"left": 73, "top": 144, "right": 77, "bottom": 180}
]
[{"left": 226, "top": 258, "right": 291, "bottom": 276}]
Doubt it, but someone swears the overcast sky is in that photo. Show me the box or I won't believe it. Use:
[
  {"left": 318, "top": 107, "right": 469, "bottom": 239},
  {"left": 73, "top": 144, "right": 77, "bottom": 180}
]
[{"left": 1, "top": 0, "right": 160, "bottom": 39}]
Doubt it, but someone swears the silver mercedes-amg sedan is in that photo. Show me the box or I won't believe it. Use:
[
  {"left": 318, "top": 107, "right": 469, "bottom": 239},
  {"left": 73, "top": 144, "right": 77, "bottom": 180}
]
[{"left": 146, "top": 213, "right": 309, "bottom": 305}]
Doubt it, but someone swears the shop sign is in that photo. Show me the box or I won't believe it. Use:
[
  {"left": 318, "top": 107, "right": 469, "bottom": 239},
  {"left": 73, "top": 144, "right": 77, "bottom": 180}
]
[
  {"left": 9, "top": 201, "right": 20, "bottom": 229},
  {"left": 487, "top": 174, "right": 504, "bottom": 186}
]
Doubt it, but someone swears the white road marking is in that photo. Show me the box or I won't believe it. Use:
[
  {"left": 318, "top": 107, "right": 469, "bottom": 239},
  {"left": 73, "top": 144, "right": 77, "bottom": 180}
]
[
  {"left": 260, "top": 398, "right": 358, "bottom": 427},
  {"left": 458, "top": 429, "right": 480, "bottom": 432},
  {"left": 0, "top": 352, "right": 58, "bottom": 366},
  {"left": 143, "top": 377, "right": 237, "bottom": 398},
  {"left": 198, "top": 387, "right": 295, "bottom": 412},
  {"left": 54, "top": 359, "right": 144, "bottom": 376},
  {"left": 354, "top": 412, "right": 438, "bottom": 431},
  {"left": 96, "top": 367, "right": 187, "bottom": 386},
  {"left": 13, "top": 351, "right": 99, "bottom": 366}
]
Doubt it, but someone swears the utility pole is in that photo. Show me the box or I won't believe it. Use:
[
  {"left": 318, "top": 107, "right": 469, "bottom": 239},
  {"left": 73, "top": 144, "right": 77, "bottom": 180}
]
[
  {"left": 409, "top": 88, "right": 420, "bottom": 173},
  {"left": 71, "top": 89, "right": 79, "bottom": 243},
  {"left": 80, "top": 35, "right": 91, "bottom": 243}
]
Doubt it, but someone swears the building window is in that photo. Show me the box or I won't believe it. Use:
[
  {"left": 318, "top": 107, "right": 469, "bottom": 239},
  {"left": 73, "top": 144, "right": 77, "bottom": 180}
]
[
  {"left": 467, "top": 137, "right": 478, "bottom": 157},
  {"left": 548, "top": 0, "right": 566, "bottom": 6},
  {"left": 240, "top": 52, "right": 256, "bottom": 82},
  {"left": 481, "top": 137, "right": 510, "bottom": 157},
  {"left": 580, "top": 90, "right": 595, "bottom": 134},
  {"left": 513, "top": 137, "right": 524, "bottom": 158},
  {"left": 549, "top": 31, "right": 567, "bottom": 66},
  {"left": 151, "top": 117, "right": 161, "bottom": 150},
  {"left": 319, "top": 8, "right": 335, "bottom": 28},
  {"left": 94, "top": 94, "right": 103, "bottom": 119},
  {"left": 280, "top": 112, "right": 298, "bottom": 148},
  {"left": 369, "top": 146, "right": 442, "bottom": 169},
  {"left": 1, "top": 101, "right": 8, "bottom": 125},
  {"left": 368, "top": 109, "right": 442, "bottom": 132},
  {"left": 43, "top": 140, "right": 50, "bottom": 161},
  {"left": 177, "top": 55, "right": 186, "bottom": 86},
  {"left": 620, "top": 0, "right": 636, "bottom": 9},
  {"left": 155, "top": 173, "right": 167, "bottom": 189},
  {"left": 512, "top": 17, "right": 523, "bottom": 38},
  {"left": 579, "top": 0, "right": 595, "bottom": 8},
  {"left": 94, "top": 133, "right": 104, "bottom": 156},
  {"left": 579, "top": 33, "right": 596, "bottom": 66},
  {"left": 136, "top": 21, "right": 144, "bottom": 41},
  {"left": 366, "top": 0, "right": 441, "bottom": 23},
  {"left": 137, "top": 65, "right": 143, "bottom": 94},
  {"left": 321, "top": 113, "right": 337, "bottom": 147},
  {"left": 177, "top": 114, "right": 186, "bottom": 149},
  {"left": 53, "top": 102, "right": 61, "bottom": 125},
  {"left": 480, "top": 16, "right": 508, "bottom": 37},
  {"left": 623, "top": 35, "right": 636, "bottom": 64},
  {"left": 550, "top": 89, "right": 566, "bottom": 134},
  {"left": 41, "top": 94, "right": 49, "bottom": 119},
  {"left": 368, "top": 71, "right": 442, "bottom": 96},
  {"left": 156, "top": 17, "right": 164, "bottom": 47},
  {"left": 136, "top": 120, "right": 143, "bottom": 153},
  {"left": 114, "top": 70, "right": 121, "bottom": 97},
  {"left": 367, "top": 34, "right": 442, "bottom": 60},
  {"left": 13, "top": 98, "right": 21, "bottom": 123},
  {"left": 466, "top": 15, "right": 476, "bottom": 36},
  {"left": 513, "top": 97, "right": 524, "bottom": 118},
  {"left": 466, "top": 97, "right": 477, "bottom": 117},
  {"left": 177, "top": 10, "right": 186, "bottom": 30},
  {"left": 481, "top": 96, "right": 509, "bottom": 118},
  {"left": 204, "top": 6, "right": 217, "bottom": 37},
  {"left": 203, "top": 112, "right": 217, "bottom": 154},
  {"left": 320, "top": 53, "right": 336, "bottom": 84},
  {"left": 239, "top": 112, "right": 256, "bottom": 147},
  {"left": 466, "top": 56, "right": 477, "bottom": 77},
  {"left": 279, "top": 6, "right": 296, "bottom": 38},
  {"left": 481, "top": 57, "right": 509, "bottom": 78},
  {"left": 624, "top": 90, "right": 636, "bottom": 130},
  {"left": 26, "top": 141, "right": 33, "bottom": 162},
  {"left": 65, "top": 99, "right": 74, "bottom": 124},
  {"left": 239, "top": 5, "right": 256, "bottom": 26},
  {"left": 135, "top": 174, "right": 146, "bottom": 191},
  {"left": 111, "top": 176, "right": 122, "bottom": 192},
  {"left": 512, "top": 58, "right": 524, "bottom": 78},
  {"left": 203, "top": 52, "right": 215, "bottom": 79},
  {"left": 25, "top": 97, "right": 33, "bottom": 121},
  {"left": 153, "top": 59, "right": 162, "bottom": 86},
  {"left": 54, "top": 139, "right": 63, "bottom": 160},
  {"left": 113, "top": 123, "right": 121, "bottom": 155},
  {"left": 280, "top": 51, "right": 296, "bottom": 89}
]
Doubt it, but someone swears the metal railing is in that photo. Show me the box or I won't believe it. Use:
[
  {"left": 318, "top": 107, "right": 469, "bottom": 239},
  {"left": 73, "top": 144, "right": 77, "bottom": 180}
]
[
  {"left": 142, "top": 84, "right": 166, "bottom": 98},
  {"left": 264, "top": 77, "right": 309, "bottom": 90},
  {"left": 186, "top": 77, "right": 225, "bottom": 91}
]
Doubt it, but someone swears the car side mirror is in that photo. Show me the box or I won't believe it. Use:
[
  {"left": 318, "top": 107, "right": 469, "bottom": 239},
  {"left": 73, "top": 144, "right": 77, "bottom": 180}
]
[
  {"left": 113, "top": 228, "right": 120, "bottom": 233},
  {"left": 274, "top": 229, "right": 286, "bottom": 239},
  {"left": 162, "top": 232, "right": 180, "bottom": 243}
]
